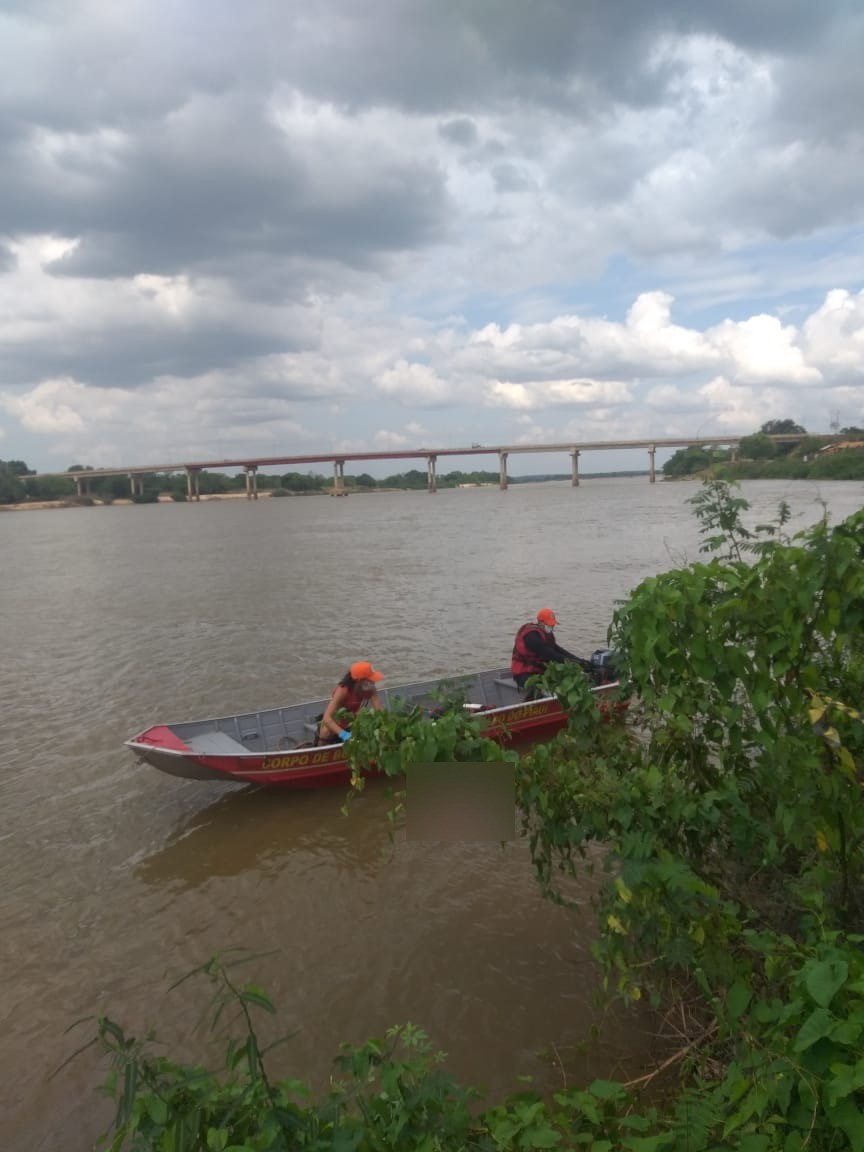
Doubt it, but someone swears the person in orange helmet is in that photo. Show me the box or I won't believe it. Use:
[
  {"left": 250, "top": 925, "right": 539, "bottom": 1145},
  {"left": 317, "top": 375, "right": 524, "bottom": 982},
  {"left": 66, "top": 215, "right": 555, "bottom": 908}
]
[
  {"left": 510, "top": 608, "right": 589, "bottom": 697},
  {"left": 317, "top": 660, "right": 384, "bottom": 745}
]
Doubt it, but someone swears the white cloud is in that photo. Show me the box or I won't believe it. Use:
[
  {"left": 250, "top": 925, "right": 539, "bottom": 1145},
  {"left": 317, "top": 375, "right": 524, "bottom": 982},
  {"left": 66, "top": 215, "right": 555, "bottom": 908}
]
[
  {"left": 707, "top": 313, "right": 822, "bottom": 385},
  {"left": 374, "top": 429, "right": 416, "bottom": 447},
  {"left": 801, "top": 288, "right": 864, "bottom": 381},
  {"left": 485, "top": 377, "right": 632, "bottom": 410},
  {"left": 3, "top": 378, "right": 90, "bottom": 433},
  {"left": 0, "top": 371, "right": 316, "bottom": 465},
  {"left": 699, "top": 375, "right": 788, "bottom": 430},
  {"left": 644, "top": 384, "right": 705, "bottom": 413},
  {"left": 375, "top": 361, "right": 453, "bottom": 405}
]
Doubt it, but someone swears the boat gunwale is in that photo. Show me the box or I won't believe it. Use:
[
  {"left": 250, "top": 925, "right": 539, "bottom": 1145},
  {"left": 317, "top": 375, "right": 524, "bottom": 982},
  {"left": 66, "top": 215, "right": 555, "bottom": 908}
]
[{"left": 124, "top": 677, "right": 622, "bottom": 760}]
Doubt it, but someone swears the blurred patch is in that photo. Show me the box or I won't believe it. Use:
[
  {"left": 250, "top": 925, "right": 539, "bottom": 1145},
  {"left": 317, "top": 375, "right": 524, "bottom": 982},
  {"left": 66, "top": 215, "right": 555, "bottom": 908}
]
[{"left": 406, "top": 762, "right": 515, "bottom": 842}]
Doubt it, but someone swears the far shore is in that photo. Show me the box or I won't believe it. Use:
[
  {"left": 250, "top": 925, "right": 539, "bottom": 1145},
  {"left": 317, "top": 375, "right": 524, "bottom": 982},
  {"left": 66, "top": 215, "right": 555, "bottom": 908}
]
[
  {"left": 14, "top": 470, "right": 857, "bottom": 512},
  {"left": 0, "top": 487, "right": 455, "bottom": 511},
  {"left": 1, "top": 491, "right": 295, "bottom": 512}
]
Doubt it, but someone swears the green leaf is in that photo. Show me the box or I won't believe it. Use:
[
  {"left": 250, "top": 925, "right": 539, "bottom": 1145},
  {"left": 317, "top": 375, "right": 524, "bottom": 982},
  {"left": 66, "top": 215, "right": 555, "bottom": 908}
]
[
  {"left": 524, "top": 1127, "right": 562, "bottom": 1148},
  {"left": 830, "top": 1018, "right": 862, "bottom": 1047},
  {"left": 736, "top": 1136, "right": 770, "bottom": 1152},
  {"left": 726, "top": 980, "right": 752, "bottom": 1021},
  {"left": 825, "top": 1097, "right": 864, "bottom": 1145},
  {"left": 589, "top": 1079, "right": 626, "bottom": 1100},
  {"left": 621, "top": 1135, "right": 672, "bottom": 1151},
  {"left": 793, "top": 1007, "right": 836, "bottom": 1052},
  {"left": 826, "top": 1061, "right": 864, "bottom": 1106},
  {"left": 147, "top": 1095, "right": 169, "bottom": 1125},
  {"left": 804, "top": 959, "right": 848, "bottom": 1008},
  {"left": 240, "top": 984, "right": 276, "bottom": 1013}
]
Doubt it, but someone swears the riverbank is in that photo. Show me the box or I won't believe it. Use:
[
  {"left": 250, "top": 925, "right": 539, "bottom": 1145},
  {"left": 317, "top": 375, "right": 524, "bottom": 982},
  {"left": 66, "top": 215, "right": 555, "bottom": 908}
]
[
  {"left": 0, "top": 491, "right": 278, "bottom": 511},
  {"left": 1, "top": 486, "right": 502, "bottom": 510}
]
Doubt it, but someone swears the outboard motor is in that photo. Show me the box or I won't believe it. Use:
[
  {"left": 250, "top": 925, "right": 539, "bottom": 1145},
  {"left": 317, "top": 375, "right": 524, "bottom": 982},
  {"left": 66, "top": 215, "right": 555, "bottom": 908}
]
[{"left": 590, "top": 648, "right": 620, "bottom": 685}]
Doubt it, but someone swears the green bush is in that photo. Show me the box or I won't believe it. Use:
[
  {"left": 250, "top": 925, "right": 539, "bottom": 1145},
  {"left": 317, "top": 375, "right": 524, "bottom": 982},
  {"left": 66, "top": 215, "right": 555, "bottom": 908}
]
[
  {"left": 518, "top": 480, "right": 864, "bottom": 1148},
  {"left": 737, "top": 433, "right": 777, "bottom": 460},
  {"left": 810, "top": 449, "right": 864, "bottom": 480}
]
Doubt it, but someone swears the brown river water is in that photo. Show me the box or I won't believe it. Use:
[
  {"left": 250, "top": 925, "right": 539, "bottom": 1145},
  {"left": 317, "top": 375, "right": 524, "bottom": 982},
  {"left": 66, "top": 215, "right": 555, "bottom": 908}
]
[{"left": 2, "top": 477, "right": 862, "bottom": 1150}]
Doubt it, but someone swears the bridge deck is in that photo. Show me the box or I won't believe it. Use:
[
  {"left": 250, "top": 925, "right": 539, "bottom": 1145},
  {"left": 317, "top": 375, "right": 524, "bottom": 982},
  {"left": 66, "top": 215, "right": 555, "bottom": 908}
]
[{"left": 25, "top": 434, "right": 815, "bottom": 480}]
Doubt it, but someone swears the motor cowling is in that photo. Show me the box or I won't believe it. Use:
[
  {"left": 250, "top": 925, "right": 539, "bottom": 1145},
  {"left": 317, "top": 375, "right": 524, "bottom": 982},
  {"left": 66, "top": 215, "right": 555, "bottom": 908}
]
[{"left": 590, "top": 648, "right": 620, "bottom": 684}]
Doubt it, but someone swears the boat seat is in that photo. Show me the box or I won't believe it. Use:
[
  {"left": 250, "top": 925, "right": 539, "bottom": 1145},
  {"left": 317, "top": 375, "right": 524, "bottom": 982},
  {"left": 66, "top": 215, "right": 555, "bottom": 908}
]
[
  {"left": 303, "top": 722, "right": 319, "bottom": 736},
  {"left": 187, "top": 731, "right": 249, "bottom": 755},
  {"left": 493, "top": 677, "right": 522, "bottom": 690}
]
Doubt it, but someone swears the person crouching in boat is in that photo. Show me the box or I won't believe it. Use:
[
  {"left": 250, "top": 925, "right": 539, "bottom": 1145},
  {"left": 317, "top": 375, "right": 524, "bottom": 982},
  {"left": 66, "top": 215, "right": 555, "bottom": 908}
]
[
  {"left": 317, "top": 661, "right": 384, "bottom": 745},
  {"left": 511, "top": 608, "right": 590, "bottom": 699}
]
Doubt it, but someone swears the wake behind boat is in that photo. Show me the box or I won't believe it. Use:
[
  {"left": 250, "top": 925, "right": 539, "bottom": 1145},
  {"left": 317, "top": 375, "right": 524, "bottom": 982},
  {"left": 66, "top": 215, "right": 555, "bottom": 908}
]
[{"left": 125, "top": 657, "right": 624, "bottom": 789}]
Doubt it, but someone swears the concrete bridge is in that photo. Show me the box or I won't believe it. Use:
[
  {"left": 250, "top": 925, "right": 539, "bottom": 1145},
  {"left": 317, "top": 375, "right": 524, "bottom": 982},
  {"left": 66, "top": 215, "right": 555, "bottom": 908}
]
[{"left": 26, "top": 434, "right": 815, "bottom": 500}]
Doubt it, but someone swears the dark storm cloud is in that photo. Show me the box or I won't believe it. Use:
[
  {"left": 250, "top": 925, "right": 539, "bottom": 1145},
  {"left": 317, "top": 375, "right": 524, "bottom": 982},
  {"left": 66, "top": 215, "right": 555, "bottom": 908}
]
[
  {"left": 6, "top": 1, "right": 845, "bottom": 146},
  {"left": 277, "top": 0, "right": 842, "bottom": 113},
  {"left": 0, "top": 91, "right": 450, "bottom": 284},
  {"left": 2, "top": 0, "right": 857, "bottom": 287},
  {"left": 769, "top": 17, "right": 864, "bottom": 146},
  {"left": 438, "top": 118, "right": 479, "bottom": 148},
  {"left": 0, "top": 310, "right": 298, "bottom": 390}
]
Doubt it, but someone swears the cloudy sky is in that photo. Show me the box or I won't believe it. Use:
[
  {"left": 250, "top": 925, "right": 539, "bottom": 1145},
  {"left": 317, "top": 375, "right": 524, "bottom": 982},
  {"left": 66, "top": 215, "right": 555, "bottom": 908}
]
[{"left": 1, "top": 0, "right": 863, "bottom": 476}]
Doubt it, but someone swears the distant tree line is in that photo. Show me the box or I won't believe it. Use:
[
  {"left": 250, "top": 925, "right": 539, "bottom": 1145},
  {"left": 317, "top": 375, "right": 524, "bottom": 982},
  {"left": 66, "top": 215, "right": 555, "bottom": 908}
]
[
  {"left": 0, "top": 459, "right": 34, "bottom": 503},
  {"left": 663, "top": 419, "right": 864, "bottom": 481},
  {"left": 0, "top": 464, "right": 513, "bottom": 505}
]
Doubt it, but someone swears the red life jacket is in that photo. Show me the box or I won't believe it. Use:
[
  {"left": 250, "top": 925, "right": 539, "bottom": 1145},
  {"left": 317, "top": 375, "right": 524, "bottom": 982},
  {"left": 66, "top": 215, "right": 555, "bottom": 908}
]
[
  {"left": 336, "top": 680, "right": 375, "bottom": 717},
  {"left": 511, "top": 622, "right": 547, "bottom": 677}
]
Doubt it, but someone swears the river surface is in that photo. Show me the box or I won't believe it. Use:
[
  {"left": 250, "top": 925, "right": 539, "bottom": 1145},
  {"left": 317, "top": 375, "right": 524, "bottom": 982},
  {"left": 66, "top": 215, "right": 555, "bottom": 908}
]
[{"left": 2, "top": 477, "right": 862, "bottom": 1150}]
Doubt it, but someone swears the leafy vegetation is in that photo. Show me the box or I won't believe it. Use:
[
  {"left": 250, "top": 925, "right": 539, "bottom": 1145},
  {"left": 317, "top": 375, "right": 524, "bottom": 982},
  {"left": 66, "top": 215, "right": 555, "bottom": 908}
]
[
  {"left": 760, "top": 419, "right": 808, "bottom": 435},
  {"left": 72, "top": 955, "right": 675, "bottom": 1152},
  {"left": 519, "top": 479, "right": 864, "bottom": 1147},
  {"left": 662, "top": 419, "right": 864, "bottom": 480},
  {"left": 0, "top": 459, "right": 29, "bottom": 503},
  {"left": 662, "top": 445, "right": 728, "bottom": 477},
  {"left": 1, "top": 460, "right": 510, "bottom": 503}
]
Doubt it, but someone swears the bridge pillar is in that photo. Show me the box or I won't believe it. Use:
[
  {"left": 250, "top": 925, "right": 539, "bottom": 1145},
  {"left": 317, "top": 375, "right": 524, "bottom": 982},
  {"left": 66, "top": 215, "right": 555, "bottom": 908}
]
[
  {"left": 648, "top": 445, "right": 656, "bottom": 484},
  {"left": 186, "top": 468, "right": 201, "bottom": 501},
  {"left": 499, "top": 451, "right": 508, "bottom": 490},
  {"left": 332, "top": 460, "right": 346, "bottom": 496},
  {"left": 244, "top": 466, "right": 259, "bottom": 500},
  {"left": 74, "top": 475, "right": 85, "bottom": 498},
  {"left": 570, "top": 449, "right": 580, "bottom": 487},
  {"left": 128, "top": 474, "right": 142, "bottom": 497},
  {"left": 426, "top": 454, "right": 437, "bottom": 493}
]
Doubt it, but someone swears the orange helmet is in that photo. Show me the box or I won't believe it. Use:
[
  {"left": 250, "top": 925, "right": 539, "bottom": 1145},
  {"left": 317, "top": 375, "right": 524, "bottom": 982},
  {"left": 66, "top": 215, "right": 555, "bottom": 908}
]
[
  {"left": 350, "top": 660, "right": 383, "bottom": 682},
  {"left": 537, "top": 608, "right": 558, "bottom": 627}
]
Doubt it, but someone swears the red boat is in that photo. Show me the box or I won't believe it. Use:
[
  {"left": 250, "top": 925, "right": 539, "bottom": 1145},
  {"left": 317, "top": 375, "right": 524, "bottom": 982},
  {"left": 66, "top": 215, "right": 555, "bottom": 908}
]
[{"left": 126, "top": 662, "right": 624, "bottom": 789}]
